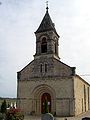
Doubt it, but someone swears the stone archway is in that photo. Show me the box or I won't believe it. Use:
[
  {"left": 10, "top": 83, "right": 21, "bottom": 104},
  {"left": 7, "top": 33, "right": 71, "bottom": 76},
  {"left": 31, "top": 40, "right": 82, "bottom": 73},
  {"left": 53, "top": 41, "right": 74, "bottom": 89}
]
[{"left": 31, "top": 84, "right": 56, "bottom": 115}]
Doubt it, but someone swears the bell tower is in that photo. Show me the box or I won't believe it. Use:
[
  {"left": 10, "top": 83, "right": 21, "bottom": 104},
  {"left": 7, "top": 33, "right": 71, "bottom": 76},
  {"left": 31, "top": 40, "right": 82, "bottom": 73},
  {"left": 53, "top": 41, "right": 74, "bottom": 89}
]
[{"left": 34, "top": 5, "right": 60, "bottom": 60}]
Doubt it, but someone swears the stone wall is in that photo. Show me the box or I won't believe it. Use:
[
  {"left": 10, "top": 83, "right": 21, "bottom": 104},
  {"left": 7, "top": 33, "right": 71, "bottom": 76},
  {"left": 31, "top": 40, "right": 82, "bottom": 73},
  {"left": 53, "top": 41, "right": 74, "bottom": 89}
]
[
  {"left": 74, "top": 75, "right": 90, "bottom": 116},
  {"left": 17, "top": 76, "right": 74, "bottom": 116},
  {"left": 18, "top": 57, "right": 73, "bottom": 81}
]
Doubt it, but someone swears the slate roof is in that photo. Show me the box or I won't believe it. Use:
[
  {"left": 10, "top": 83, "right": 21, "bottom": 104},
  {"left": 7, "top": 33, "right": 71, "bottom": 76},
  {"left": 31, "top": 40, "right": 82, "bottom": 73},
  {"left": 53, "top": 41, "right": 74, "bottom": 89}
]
[{"left": 35, "top": 9, "right": 59, "bottom": 36}]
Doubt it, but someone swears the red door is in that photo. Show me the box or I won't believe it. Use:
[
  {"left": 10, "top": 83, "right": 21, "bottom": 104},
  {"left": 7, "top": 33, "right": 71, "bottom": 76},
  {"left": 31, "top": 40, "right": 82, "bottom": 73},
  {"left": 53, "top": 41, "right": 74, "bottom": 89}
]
[{"left": 41, "top": 93, "right": 51, "bottom": 113}]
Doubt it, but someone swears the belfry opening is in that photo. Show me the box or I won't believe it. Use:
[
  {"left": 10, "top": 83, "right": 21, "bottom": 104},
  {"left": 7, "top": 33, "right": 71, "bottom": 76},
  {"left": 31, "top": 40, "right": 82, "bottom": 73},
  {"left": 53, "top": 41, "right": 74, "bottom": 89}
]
[{"left": 41, "top": 37, "right": 47, "bottom": 53}]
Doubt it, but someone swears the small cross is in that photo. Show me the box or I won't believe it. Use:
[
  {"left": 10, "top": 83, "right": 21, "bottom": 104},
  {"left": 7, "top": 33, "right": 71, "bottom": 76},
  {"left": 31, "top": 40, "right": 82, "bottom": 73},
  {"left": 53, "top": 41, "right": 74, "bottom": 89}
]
[
  {"left": 46, "top": 1, "right": 48, "bottom": 8},
  {"left": 46, "top": 1, "right": 49, "bottom": 11}
]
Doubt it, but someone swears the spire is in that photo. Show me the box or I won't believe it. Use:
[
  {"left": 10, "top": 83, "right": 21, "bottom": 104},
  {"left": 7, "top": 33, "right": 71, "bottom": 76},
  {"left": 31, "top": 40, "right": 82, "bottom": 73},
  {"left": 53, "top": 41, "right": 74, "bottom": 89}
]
[{"left": 35, "top": 3, "right": 59, "bottom": 36}]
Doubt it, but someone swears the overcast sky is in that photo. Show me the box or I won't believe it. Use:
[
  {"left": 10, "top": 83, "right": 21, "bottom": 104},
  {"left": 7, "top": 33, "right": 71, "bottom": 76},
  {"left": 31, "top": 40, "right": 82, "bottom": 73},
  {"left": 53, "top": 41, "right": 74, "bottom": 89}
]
[{"left": 0, "top": 0, "right": 90, "bottom": 98}]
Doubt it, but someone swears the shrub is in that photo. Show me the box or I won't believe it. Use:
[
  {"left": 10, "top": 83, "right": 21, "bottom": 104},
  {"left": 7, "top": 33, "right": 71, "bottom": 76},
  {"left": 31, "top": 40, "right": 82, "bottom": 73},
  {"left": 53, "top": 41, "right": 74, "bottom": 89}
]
[
  {"left": 0, "top": 113, "right": 6, "bottom": 120},
  {"left": 6, "top": 108, "right": 24, "bottom": 120},
  {"left": 1, "top": 100, "right": 7, "bottom": 114},
  {"left": 0, "top": 113, "right": 4, "bottom": 120}
]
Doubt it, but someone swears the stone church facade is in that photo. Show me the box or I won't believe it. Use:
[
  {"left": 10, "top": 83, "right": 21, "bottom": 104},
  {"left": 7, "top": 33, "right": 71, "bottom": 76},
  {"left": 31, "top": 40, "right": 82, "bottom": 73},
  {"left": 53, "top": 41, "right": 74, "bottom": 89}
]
[{"left": 17, "top": 7, "right": 90, "bottom": 117}]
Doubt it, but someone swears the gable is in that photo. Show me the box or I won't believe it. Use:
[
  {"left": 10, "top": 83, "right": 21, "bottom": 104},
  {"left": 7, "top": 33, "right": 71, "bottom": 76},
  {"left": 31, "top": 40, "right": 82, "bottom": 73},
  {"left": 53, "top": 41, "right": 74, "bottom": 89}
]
[
  {"left": 17, "top": 60, "right": 34, "bottom": 81},
  {"left": 17, "top": 58, "right": 75, "bottom": 81},
  {"left": 53, "top": 58, "right": 75, "bottom": 77}
]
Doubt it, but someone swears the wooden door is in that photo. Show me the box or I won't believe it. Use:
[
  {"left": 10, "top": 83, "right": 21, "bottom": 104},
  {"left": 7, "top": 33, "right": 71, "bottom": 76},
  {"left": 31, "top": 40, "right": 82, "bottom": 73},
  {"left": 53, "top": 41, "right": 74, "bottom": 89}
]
[{"left": 41, "top": 93, "right": 51, "bottom": 113}]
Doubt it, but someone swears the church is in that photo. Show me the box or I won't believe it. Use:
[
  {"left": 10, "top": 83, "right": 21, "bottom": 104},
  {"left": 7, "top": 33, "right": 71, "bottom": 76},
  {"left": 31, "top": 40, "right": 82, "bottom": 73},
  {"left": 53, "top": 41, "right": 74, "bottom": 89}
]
[{"left": 17, "top": 6, "right": 90, "bottom": 117}]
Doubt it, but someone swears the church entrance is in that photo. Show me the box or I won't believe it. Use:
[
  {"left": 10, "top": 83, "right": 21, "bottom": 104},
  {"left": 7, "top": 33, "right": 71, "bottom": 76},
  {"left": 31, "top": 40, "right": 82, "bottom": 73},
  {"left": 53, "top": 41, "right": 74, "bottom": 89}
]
[{"left": 41, "top": 93, "right": 51, "bottom": 113}]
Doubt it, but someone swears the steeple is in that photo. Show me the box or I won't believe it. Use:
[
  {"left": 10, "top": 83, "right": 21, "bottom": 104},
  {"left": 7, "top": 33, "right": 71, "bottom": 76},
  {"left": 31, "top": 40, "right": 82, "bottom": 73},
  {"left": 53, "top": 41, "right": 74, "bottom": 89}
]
[
  {"left": 34, "top": 4, "right": 60, "bottom": 60},
  {"left": 35, "top": 5, "right": 59, "bottom": 36}
]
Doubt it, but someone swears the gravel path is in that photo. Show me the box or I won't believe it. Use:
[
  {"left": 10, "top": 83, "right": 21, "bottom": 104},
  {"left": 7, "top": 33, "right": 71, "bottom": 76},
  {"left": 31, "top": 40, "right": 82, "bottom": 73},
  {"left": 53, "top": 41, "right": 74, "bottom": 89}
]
[{"left": 24, "top": 110, "right": 90, "bottom": 120}]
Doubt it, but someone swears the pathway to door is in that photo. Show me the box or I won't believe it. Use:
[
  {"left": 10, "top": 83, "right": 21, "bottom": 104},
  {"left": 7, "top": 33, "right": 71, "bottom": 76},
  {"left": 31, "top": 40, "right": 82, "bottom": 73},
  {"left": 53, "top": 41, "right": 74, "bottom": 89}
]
[{"left": 24, "top": 110, "right": 90, "bottom": 120}]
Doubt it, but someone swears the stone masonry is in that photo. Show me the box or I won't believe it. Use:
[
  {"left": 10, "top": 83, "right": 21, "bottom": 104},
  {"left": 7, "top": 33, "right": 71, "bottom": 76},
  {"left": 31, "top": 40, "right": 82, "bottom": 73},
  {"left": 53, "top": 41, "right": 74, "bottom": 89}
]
[{"left": 17, "top": 7, "right": 90, "bottom": 117}]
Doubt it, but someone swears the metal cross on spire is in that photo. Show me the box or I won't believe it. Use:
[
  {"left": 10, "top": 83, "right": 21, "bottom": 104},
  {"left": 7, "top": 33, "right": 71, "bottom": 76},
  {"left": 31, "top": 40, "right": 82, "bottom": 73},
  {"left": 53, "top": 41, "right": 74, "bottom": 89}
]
[{"left": 46, "top": 1, "right": 49, "bottom": 12}]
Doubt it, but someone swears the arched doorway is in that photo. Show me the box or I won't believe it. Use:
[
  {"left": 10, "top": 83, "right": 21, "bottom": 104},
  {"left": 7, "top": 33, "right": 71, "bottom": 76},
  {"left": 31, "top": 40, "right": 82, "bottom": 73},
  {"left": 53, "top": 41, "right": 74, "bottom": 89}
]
[
  {"left": 32, "top": 84, "right": 56, "bottom": 115},
  {"left": 41, "top": 93, "right": 51, "bottom": 114}
]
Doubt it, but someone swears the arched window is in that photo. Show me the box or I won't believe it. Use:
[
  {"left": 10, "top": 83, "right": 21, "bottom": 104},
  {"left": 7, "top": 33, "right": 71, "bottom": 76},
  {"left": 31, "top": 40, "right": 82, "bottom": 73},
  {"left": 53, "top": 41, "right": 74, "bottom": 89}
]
[{"left": 41, "top": 37, "right": 47, "bottom": 53}]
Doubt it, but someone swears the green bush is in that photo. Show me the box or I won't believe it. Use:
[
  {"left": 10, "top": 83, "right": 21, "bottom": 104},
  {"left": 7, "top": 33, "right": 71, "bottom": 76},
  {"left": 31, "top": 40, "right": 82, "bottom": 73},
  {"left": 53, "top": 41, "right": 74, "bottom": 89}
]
[
  {"left": 1, "top": 100, "right": 7, "bottom": 114},
  {"left": 0, "top": 113, "right": 6, "bottom": 120},
  {"left": 0, "top": 113, "right": 4, "bottom": 120}
]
